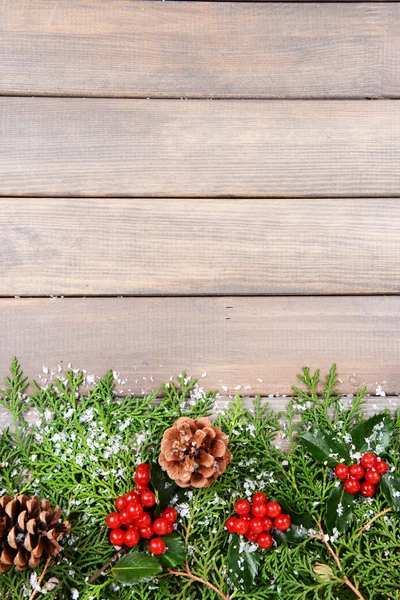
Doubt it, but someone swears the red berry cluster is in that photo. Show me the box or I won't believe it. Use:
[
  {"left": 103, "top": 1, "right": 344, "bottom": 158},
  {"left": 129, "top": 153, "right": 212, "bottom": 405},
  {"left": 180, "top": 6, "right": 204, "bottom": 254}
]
[
  {"left": 334, "top": 453, "right": 389, "bottom": 497},
  {"left": 225, "top": 492, "right": 291, "bottom": 550},
  {"left": 105, "top": 463, "right": 178, "bottom": 556}
]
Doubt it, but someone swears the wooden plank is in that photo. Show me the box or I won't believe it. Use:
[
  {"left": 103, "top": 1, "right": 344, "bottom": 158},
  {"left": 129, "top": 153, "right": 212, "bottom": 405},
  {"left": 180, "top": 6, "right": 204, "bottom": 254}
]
[
  {"left": 1, "top": 98, "right": 400, "bottom": 197},
  {"left": 1, "top": 297, "right": 399, "bottom": 396},
  {"left": 1, "top": 198, "right": 400, "bottom": 296},
  {"left": 1, "top": 2, "right": 399, "bottom": 98}
]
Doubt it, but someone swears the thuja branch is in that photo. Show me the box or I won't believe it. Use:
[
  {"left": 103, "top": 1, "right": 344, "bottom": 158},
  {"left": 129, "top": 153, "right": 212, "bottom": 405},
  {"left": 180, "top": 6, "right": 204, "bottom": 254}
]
[
  {"left": 167, "top": 567, "right": 230, "bottom": 600},
  {"left": 309, "top": 522, "right": 366, "bottom": 600}
]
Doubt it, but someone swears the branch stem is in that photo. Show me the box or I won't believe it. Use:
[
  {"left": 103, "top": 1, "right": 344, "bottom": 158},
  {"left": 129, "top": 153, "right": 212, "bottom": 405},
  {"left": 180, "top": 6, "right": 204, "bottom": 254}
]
[
  {"left": 167, "top": 569, "right": 230, "bottom": 600},
  {"left": 88, "top": 547, "right": 127, "bottom": 584},
  {"left": 356, "top": 507, "right": 392, "bottom": 536},
  {"left": 28, "top": 557, "right": 52, "bottom": 600},
  {"left": 309, "top": 522, "right": 365, "bottom": 600}
]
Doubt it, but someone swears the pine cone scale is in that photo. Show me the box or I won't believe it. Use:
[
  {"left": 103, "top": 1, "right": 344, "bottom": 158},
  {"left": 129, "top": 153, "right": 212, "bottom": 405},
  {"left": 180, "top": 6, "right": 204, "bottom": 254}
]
[{"left": 159, "top": 416, "right": 231, "bottom": 488}]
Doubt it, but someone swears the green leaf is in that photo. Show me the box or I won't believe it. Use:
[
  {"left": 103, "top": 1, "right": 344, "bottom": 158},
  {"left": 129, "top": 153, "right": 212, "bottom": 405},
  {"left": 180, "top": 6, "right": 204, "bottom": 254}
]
[
  {"left": 297, "top": 427, "right": 349, "bottom": 467},
  {"left": 227, "top": 534, "right": 260, "bottom": 592},
  {"left": 350, "top": 413, "right": 394, "bottom": 454},
  {"left": 274, "top": 511, "right": 314, "bottom": 545},
  {"left": 381, "top": 473, "right": 400, "bottom": 512},
  {"left": 112, "top": 552, "right": 162, "bottom": 585},
  {"left": 150, "top": 461, "right": 179, "bottom": 510},
  {"left": 325, "top": 485, "right": 354, "bottom": 536},
  {"left": 156, "top": 533, "right": 187, "bottom": 568}
]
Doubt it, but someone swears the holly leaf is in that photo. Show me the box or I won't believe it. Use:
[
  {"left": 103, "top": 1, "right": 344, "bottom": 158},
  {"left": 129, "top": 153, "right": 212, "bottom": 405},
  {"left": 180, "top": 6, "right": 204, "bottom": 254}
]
[
  {"left": 325, "top": 485, "right": 354, "bottom": 536},
  {"left": 381, "top": 473, "right": 400, "bottom": 512},
  {"left": 350, "top": 413, "right": 394, "bottom": 454},
  {"left": 227, "top": 534, "right": 260, "bottom": 592},
  {"left": 274, "top": 511, "right": 314, "bottom": 545},
  {"left": 150, "top": 462, "right": 179, "bottom": 510},
  {"left": 112, "top": 552, "right": 162, "bottom": 584},
  {"left": 297, "top": 427, "right": 349, "bottom": 467},
  {"left": 155, "top": 534, "right": 186, "bottom": 568}
]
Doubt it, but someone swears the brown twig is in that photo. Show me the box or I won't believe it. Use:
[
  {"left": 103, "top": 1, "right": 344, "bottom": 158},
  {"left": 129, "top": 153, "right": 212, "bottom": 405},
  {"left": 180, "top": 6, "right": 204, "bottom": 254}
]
[
  {"left": 309, "top": 522, "right": 366, "bottom": 600},
  {"left": 88, "top": 547, "right": 127, "bottom": 584},
  {"left": 356, "top": 507, "right": 392, "bottom": 536},
  {"left": 28, "top": 557, "right": 52, "bottom": 600},
  {"left": 167, "top": 568, "right": 230, "bottom": 600}
]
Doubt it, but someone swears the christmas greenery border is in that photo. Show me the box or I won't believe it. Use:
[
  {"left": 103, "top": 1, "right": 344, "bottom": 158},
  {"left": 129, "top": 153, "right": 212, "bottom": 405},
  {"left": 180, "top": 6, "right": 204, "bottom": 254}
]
[{"left": 0, "top": 360, "right": 399, "bottom": 600}]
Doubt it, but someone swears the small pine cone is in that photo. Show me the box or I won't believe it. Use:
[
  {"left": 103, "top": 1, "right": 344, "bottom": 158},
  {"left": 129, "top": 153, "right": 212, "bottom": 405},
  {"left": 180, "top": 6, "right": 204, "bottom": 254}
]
[
  {"left": 159, "top": 417, "right": 231, "bottom": 488},
  {"left": 0, "top": 494, "right": 71, "bottom": 572}
]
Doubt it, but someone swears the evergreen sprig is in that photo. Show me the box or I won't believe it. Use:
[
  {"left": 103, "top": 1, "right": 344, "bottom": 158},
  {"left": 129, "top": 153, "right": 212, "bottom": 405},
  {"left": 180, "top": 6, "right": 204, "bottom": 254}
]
[{"left": 0, "top": 361, "right": 398, "bottom": 599}]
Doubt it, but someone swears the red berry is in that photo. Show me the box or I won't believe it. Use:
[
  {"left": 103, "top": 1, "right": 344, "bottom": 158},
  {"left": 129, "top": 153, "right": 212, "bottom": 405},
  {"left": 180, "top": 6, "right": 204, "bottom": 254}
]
[
  {"left": 249, "top": 518, "right": 264, "bottom": 535},
  {"left": 166, "top": 522, "right": 174, "bottom": 534},
  {"left": 134, "top": 469, "right": 151, "bottom": 485},
  {"left": 110, "top": 529, "right": 126, "bottom": 546},
  {"left": 106, "top": 512, "right": 121, "bottom": 529},
  {"left": 274, "top": 514, "right": 291, "bottom": 532},
  {"left": 162, "top": 507, "right": 177, "bottom": 523},
  {"left": 234, "top": 499, "right": 251, "bottom": 515},
  {"left": 125, "top": 528, "right": 140, "bottom": 547},
  {"left": 257, "top": 532, "right": 273, "bottom": 549},
  {"left": 125, "top": 490, "right": 141, "bottom": 504},
  {"left": 376, "top": 460, "right": 389, "bottom": 474},
  {"left": 120, "top": 510, "right": 135, "bottom": 525},
  {"left": 360, "top": 481, "right": 376, "bottom": 497},
  {"left": 226, "top": 517, "right": 239, "bottom": 533},
  {"left": 265, "top": 502, "right": 281, "bottom": 519},
  {"left": 242, "top": 514, "right": 252, "bottom": 522},
  {"left": 263, "top": 518, "right": 273, "bottom": 532},
  {"left": 235, "top": 519, "right": 249, "bottom": 535},
  {"left": 135, "top": 512, "right": 152, "bottom": 529},
  {"left": 136, "top": 463, "right": 150, "bottom": 472},
  {"left": 115, "top": 496, "right": 127, "bottom": 511},
  {"left": 344, "top": 478, "right": 360, "bottom": 494},
  {"left": 361, "top": 453, "right": 377, "bottom": 470},
  {"left": 252, "top": 492, "right": 267, "bottom": 504},
  {"left": 251, "top": 502, "right": 268, "bottom": 518},
  {"left": 334, "top": 464, "right": 349, "bottom": 480},
  {"left": 349, "top": 464, "right": 365, "bottom": 480},
  {"left": 135, "top": 483, "right": 149, "bottom": 493},
  {"left": 126, "top": 501, "right": 143, "bottom": 520},
  {"left": 246, "top": 530, "right": 259, "bottom": 542},
  {"left": 153, "top": 517, "right": 170, "bottom": 536},
  {"left": 149, "top": 537, "right": 166, "bottom": 556},
  {"left": 365, "top": 469, "right": 380, "bottom": 485},
  {"left": 138, "top": 526, "right": 153, "bottom": 539},
  {"left": 141, "top": 490, "right": 157, "bottom": 508}
]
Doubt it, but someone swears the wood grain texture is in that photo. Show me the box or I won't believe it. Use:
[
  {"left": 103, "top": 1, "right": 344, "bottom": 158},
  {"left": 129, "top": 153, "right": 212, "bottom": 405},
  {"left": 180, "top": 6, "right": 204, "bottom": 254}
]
[
  {"left": 1, "top": 98, "right": 400, "bottom": 198},
  {"left": 1, "top": 2, "right": 399, "bottom": 98},
  {"left": 1, "top": 297, "right": 399, "bottom": 396},
  {"left": 1, "top": 198, "right": 400, "bottom": 296}
]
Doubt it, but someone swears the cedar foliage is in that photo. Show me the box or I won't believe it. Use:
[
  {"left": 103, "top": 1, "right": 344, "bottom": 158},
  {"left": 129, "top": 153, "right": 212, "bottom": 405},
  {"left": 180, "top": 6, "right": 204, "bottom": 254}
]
[{"left": 0, "top": 360, "right": 399, "bottom": 599}]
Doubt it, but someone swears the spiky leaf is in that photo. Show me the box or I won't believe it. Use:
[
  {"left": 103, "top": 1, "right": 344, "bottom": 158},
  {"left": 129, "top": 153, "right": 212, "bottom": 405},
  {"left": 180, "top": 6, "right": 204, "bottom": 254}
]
[
  {"left": 227, "top": 534, "right": 260, "bottom": 592},
  {"left": 155, "top": 533, "right": 186, "bottom": 568},
  {"left": 350, "top": 413, "right": 394, "bottom": 454},
  {"left": 112, "top": 552, "right": 162, "bottom": 584},
  {"left": 325, "top": 485, "right": 354, "bottom": 536},
  {"left": 381, "top": 473, "right": 400, "bottom": 512},
  {"left": 274, "top": 511, "right": 314, "bottom": 545},
  {"left": 297, "top": 427, "right": 349, "bottom": 467}
]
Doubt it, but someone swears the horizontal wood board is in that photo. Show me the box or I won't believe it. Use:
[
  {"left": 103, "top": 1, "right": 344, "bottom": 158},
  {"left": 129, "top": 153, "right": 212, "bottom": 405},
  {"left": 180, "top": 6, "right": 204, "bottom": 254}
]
[
  {"left": 1, "top": 2, "right": 399, "bottom": 98},
  {"left": 1, "top": 198, "right": 400, "bottom": 296},
  {"left": 1, "top": 297, "right": 399, "bottom": 396},
  {"left": 1, "top": 99, "right": 400, "bottom": 197}
]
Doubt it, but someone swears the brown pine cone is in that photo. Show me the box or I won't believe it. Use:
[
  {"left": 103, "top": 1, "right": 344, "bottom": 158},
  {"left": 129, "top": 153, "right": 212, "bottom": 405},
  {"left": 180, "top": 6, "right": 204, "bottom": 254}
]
[
  {"left": 159, "top": 417, "right": 231, "bottom": 488},
  {"left": 0, "top": 494, "right": 71, "bottom": 572}
]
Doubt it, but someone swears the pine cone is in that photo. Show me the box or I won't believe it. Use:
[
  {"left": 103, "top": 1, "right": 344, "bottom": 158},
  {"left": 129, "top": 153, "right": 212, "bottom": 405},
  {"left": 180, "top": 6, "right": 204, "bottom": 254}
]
[
  {"left": 159, "top": 417, "right": 231, "bottom": 488},
  {"left": 0, "top": 494, "right": 70, "bottom": 572}
]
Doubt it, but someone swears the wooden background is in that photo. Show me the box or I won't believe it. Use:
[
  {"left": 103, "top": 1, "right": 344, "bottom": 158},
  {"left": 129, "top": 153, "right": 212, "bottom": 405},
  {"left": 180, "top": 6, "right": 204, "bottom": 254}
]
[{"left": 1, "top": 0, "right": 400, "bottom": 413}]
